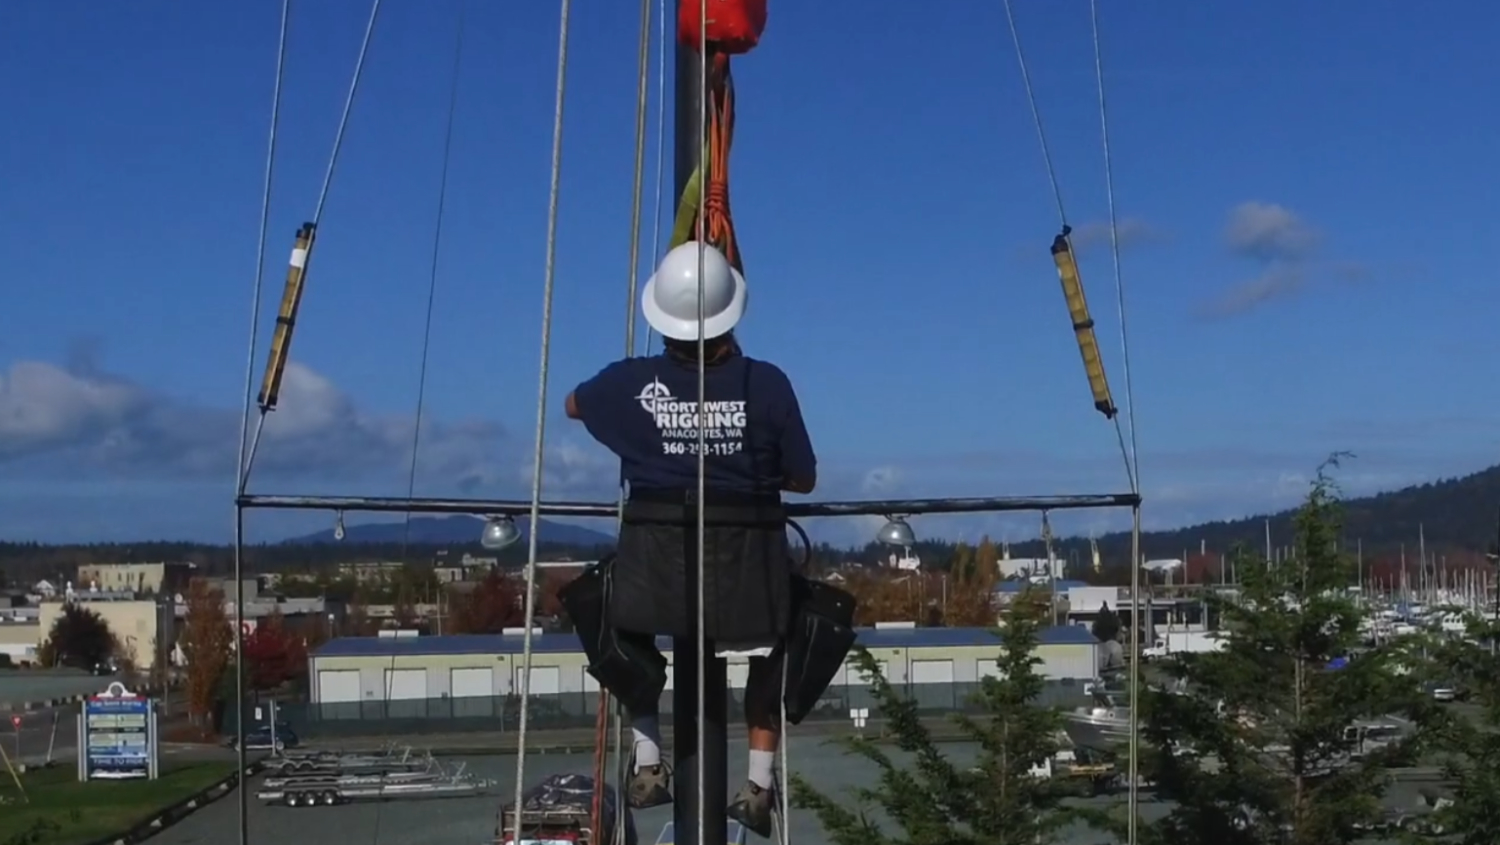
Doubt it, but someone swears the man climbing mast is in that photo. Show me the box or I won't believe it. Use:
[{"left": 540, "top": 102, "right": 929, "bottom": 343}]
[{"left": 565, "top": 240, "right": 815, "bottom": 837}]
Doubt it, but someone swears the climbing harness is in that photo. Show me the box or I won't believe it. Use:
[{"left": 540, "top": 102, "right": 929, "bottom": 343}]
[{"left": 227, "top": 0, "right": 1149, "bottom": 844}]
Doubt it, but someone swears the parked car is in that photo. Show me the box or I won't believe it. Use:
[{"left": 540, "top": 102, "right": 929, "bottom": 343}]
[
  {"left": 228, "top": 724, "right": 299, "bottom": 752},
  {"left": 1425, "top": 680, "right": 1465, "bottom": 703}
]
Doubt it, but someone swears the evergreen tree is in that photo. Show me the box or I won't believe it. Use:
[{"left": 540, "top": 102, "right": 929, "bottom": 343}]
[
  {"left": 1125, "top": 460, "right": 1434, "bottom": 844},
  {"left": 1423, "top": 613, "right": 1500, "bottom": 842},
  {"left": 790, "top": 588, "right": 1074, "bottom": 845},
  {"left": 38, "top": 603, "right": 116, "bottom": 670}
]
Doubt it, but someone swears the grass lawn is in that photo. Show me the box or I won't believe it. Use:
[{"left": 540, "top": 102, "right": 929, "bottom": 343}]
[{"left": 0, "top": 761, "right": 236, "bottom": 845}]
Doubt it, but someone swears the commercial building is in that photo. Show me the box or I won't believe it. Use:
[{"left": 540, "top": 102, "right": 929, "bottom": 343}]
[
  {"left": 37, "top": 596, "right": 172, "bottom": 671},
  {"left": 0, "top": 620, "right": 40, "bottom": 664},
  {"left": 75, "top": 562, "right": 194, "bottom": 595},
  {"left": 308, "top": 626, "right": 1099, "bottom": 710}
]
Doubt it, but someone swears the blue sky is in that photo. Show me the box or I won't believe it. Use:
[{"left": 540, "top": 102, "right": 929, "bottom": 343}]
[{"left": 2, "top": 0, "right": 1498, "bottom": 546}]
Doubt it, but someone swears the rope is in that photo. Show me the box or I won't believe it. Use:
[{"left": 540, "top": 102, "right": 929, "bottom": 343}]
[
  {"left": 399, "top": 0, "right": 466, "bottom": 562},
  {"left": 312, "top": 0, "right": 382, "bottom": 229},
  {"left": 235, "top": 0, "right": 288, "bottom": 495},
  {"left": 1005, "top": 4, "right": 1143, "bottom": 843},
  {"left": 238, "top": 0, "right": 382, "bottom": 487},
  {"left": 693, "top": 7, "right": 710, "bottom": 845},
  {"left": 603, "top": 0, "right": 654, "bottom": 832},
  {"left": 705, "top": 57, "right": 741, "bottom": 270},
  {"left": 623, "top": 0, "right": 653, "bottom": 360},
  {"left": 1004, "top": 0, "right": 1135, "bottom": 491},
  {"left": 1088, "top": 4, "right": 1144, "bottom": 844},
  {"left": 509, "top": 0, "right": 573, "bottom": 840},
  {"left": 234, "top": 5, "right": 288, "bottom": 844},
  {"left": 1091, "top": 0, "right": 1140, "bottom": 497},
  {"left": 642, "top": 0, "right": 669, "bottom": 358},
  {"left": 1002, "top": 0, "right": 1068, "bottom": 227},
  {"left": 377, "top": 9, "right": 465, "bottom": 845}
]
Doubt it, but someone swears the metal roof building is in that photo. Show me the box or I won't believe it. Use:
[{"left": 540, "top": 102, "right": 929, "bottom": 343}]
[{"left": 308, "top": 626, "right": 1099, "bottom": 712}]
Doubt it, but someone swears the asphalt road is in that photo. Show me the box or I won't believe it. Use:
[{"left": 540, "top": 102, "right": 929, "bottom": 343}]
[
  {"left": 5, "top": 703, "right": 77, "bottom": 766},
  {"left": 147, "top": 749, "right": 1125, "bottom": 845},
  {"left": 0, "top": 669, "right": 115, "bottom": 707},
  {"left": 141, "top": 745, "right": 1444, "bottom": 845}
]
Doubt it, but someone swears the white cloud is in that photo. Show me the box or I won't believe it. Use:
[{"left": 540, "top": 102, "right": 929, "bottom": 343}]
[
  {"left": 1201, "top": 202, "right": 1370, "bottom": 319},
  {"left": 0, "top": 357, "right": 609, "bottom": 499},
  {"left": 1223, "top": 201, "right": 1320, "bottom": 262}
]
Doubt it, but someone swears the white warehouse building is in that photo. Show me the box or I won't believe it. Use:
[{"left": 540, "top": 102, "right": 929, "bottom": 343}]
[{"left": 308, "top": 626, "right": 1100, "bottom": 714}]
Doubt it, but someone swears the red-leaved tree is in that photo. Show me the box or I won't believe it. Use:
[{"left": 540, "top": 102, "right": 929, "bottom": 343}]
[
  {"left": 449, "top": 571, "right": 525, "bottom": 634},
  {"left": 243, "top": 612, "right": 307, "bottom": 691}
]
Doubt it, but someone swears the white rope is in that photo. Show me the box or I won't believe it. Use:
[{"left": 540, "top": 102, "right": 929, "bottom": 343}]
[
  {"left": 312, "top": 0, "right": 382, "bottom": 228},
  {"left": 642, "top": 0, "right": 669, "bottom": 358},
  {"left": 1091, "top": 0, "right": 1140, "bottom": 497},
  {"left": 623, "top": 0, "right": 653, "bottom": 358},
  {"left": 695, "top": 5, "right": 709, "bottom": 845},
  {"left": 234, "top": 6, "right": 288, "bottom": 844},
  {"left": 509, "top": 0, "right": 573, "bottom": 840},
  {"left": 604, "top": 0, "right": 654, "bottom": 831},
  {"left": 1002, "top": 0, "right": 1067, "bottom": 227},
  {"left": 1004, "top": 3, "right": 1144, "bottom": 843},
  {"left": 1088, "top": 4, "right": 1144, "bottom": 843},
  {"left": 234, "top": 0, "right": 288, "bottom": 495},
  {"left": 237, "top": 0, "right": 382, "bottom": 486}
]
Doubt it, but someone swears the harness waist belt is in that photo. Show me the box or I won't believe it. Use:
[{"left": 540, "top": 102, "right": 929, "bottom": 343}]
[{"left": 623, "top": 487, "right": 785, "bottom": 527}]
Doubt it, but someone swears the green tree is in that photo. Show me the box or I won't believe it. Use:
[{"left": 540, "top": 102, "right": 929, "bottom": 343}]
[
  {"left": 38, "top": 603, "right": 116, "bottom": 670},
  {"left": 1127, "top": 459, "right": 1433, "bottom": 844},
  {"left": 1423, "top": 614, "right": 1500, "bottom": 842},
  {"left": 790, "top": 588, "right": 1075, "bottom": 845}
]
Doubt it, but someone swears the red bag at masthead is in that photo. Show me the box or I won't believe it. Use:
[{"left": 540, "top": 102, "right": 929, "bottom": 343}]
[{"left": 678, "top": 0, "right": 767, "bottom": 55}]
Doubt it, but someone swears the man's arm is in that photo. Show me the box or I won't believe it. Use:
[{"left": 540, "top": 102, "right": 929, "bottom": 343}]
[
  {"left": 565, "top": 392, "right": 581, "bottom": 420},
  {"left": 778, "top": 379, "right": 817, "bottom": 494}
]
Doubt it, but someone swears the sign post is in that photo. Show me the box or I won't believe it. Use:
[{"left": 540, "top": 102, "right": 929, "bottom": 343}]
[
  {"left": 10, "top": 715, "right": 19, "bottom": 763},
  {"left": 77, "top": 682, "right": 158, "bottom": 782}
]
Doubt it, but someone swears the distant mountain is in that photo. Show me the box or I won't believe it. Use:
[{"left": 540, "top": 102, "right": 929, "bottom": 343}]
[
  {"left": 282, "top": 514, "right": 615, "bottom": 547},
  {"left": 1105, "top": 463, "right": 1500, "bottom": 561}
]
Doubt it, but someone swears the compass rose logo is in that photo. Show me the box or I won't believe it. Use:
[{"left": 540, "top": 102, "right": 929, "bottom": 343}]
[{"left": 634, "top": 378, "right": 672, "bottom": 414}]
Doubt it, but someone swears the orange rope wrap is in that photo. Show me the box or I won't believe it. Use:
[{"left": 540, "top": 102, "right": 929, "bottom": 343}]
[{"left": 701, "top": 54, "right": 742, "bottom": 273}]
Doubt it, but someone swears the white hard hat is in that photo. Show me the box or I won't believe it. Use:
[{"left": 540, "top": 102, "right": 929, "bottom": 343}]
[{"left": 641, "top": 241, "right": 747, "bottom": 341}]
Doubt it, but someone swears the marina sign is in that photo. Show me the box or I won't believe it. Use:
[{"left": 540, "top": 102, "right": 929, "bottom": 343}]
[{"left": 76, "top": 681, "right": 159, "bottom": 781}]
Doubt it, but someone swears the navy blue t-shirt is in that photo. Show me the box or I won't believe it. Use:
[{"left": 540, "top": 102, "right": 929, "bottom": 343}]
[{"left": 571, "top": 352, "right": 816, "bottom": 495}]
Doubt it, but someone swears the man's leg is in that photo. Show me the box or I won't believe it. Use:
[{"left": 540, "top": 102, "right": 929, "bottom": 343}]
[
  {"left": 627, "top": 706, "right": 673, "bottom": 808},
  {"left": 728, "top": 654, "right": 781, "bottom": 837}
]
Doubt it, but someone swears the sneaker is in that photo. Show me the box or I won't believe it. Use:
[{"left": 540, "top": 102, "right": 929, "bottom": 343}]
[
  {"left": 628, "top": 762, "right": 673, "bottom": 809},
  {"left": 727, "top": 781, "right": 776, "bottom": 839}
]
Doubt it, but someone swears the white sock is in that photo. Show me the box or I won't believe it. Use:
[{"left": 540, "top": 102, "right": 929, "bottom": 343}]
[
  {"left": 747, "top": 749, "right": 776, "bottom": 790},
  {"left": 631, "top": 715, "right": 662, "bottom": 770}
]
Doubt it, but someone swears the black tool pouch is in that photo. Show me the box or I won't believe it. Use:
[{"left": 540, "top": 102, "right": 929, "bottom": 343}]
[
  {"left": 557, "top": 555, "right": 668, "bottom": 714},
  {"left": 779, "top": 575, "right": 858, "bottom": 724},
  {"left": 610, "top": 492, "right": 794, "bottom": 644}
]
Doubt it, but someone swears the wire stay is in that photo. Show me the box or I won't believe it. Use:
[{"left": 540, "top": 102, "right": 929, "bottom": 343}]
[{"left": 508, "top": 0, "right": 574, "bottom": 841}]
